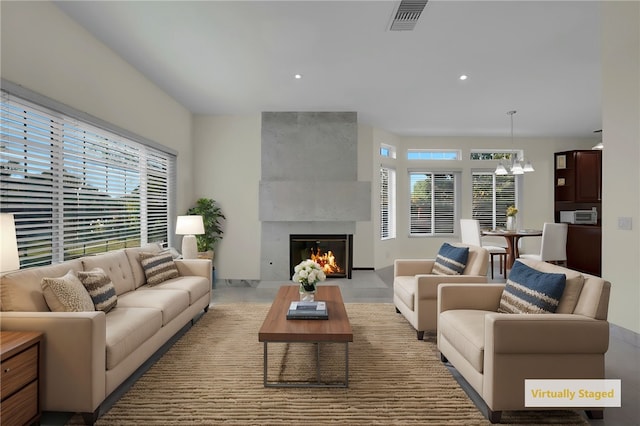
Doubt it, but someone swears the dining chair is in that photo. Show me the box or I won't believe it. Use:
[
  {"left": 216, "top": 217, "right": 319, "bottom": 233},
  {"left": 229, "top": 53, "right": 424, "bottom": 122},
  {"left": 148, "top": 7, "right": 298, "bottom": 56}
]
[
  {"left": 519, "top": 222, "right": 568, "bottom": 264},
  {"left": 460, "top": 219, "right": 507, "bottom": 279}
]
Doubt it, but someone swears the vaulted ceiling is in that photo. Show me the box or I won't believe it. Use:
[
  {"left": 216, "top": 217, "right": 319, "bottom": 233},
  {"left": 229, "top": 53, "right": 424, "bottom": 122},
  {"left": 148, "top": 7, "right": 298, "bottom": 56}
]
[{"left": 54, "top": 1, "right": 602, "bottom": 138}]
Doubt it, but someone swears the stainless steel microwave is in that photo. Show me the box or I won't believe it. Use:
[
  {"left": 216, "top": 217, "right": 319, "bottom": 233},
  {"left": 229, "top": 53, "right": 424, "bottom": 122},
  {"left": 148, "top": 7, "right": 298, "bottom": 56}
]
[{"left": 560, "top": 210, "right": 598, "bottom": 224}]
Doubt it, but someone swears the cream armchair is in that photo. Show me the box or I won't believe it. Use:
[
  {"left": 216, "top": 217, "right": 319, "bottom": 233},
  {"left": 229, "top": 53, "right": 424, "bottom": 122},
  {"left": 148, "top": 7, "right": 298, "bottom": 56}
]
[
  {"left": 437, "top": 259, "right": 611, "bottom": 423},
  {"left": 393, "top": 243, "right": 489, "bottom": 339}
]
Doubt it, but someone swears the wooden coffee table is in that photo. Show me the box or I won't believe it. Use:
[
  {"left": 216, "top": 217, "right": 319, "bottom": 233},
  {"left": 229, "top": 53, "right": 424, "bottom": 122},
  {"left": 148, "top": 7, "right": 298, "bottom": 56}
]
[{"left": 258, "top": 285, "right": 353, "bottom": 387}]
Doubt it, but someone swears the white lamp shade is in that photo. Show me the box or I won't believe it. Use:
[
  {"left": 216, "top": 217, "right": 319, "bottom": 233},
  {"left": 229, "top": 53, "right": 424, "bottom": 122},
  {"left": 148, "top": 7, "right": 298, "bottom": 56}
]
[
  {"left": 1, "top": 213, "right": 20, "bottom": 272},
  {"left": 175, "top": 215, "right": 205, "bottom": 235},
  {"left": 495, "top": 163, "right": 508, "bottom": 175}
]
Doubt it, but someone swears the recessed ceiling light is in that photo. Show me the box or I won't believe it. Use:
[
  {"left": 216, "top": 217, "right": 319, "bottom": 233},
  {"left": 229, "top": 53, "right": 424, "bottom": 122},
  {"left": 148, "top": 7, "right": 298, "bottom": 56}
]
[
  {"left": 459, "top": 75, "right": 468, "bottom": 81},
  {"left": 294, "top": 74, "right": 303, "bottom": 79}
]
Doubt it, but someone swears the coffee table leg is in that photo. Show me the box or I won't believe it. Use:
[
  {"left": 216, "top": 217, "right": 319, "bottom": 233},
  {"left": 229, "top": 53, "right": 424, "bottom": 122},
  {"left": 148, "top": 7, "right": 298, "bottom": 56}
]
[
  {"left": 263, "top": 342, "right": 268, "bottom": 387},
  {"left": 316, "top": 343, "right": 321, "bottom": 383},
  {"left": 345, "top": 342, "right": 349, "bottom": 387}
]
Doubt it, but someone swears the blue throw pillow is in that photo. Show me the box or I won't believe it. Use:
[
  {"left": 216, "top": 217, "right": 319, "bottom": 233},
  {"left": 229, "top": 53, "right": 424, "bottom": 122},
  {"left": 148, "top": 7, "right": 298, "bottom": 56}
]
[
  {"left": 498, "top": 260, "right": 567, "bottom": 314},
  {"left": 432, "top": 243, "right": 469, "bottom": 275}
]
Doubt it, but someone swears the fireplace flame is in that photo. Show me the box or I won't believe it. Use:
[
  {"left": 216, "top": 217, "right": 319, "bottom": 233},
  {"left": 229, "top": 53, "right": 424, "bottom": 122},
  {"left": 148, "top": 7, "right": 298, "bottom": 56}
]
[{"left": 311, "top": 248, "right": 344, "bottom": 274}]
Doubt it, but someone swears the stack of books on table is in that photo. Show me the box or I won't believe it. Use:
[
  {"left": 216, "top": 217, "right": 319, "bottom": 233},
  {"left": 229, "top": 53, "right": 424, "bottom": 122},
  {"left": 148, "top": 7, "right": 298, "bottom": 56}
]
[{"left": 286, "top": 301, "right": 328, "bottom": 320}]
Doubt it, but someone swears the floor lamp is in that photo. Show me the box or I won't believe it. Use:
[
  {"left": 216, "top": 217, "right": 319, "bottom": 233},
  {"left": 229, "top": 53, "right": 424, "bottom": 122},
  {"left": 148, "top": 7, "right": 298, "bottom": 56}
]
[
  {"left": 176, "top": 215, "right": 205, "bottom": 259},
  {"left": 1, "top": 213, "right": 20, "bottom": 273}
]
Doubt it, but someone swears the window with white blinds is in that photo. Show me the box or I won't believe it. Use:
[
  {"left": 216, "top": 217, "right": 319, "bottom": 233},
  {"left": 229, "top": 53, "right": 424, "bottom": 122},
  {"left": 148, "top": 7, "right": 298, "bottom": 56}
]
[
  {"left": 409, "top": 171, "right": 458, "bottom": 236},
  {"left": 1, "top": 91, "right": 176, "bottom": 268},
  {"left": 471, "top": 171, "right": 517, "bottom": 229},
  {"left": 380, "top": 167, "right": 396, "bottom": 240}
]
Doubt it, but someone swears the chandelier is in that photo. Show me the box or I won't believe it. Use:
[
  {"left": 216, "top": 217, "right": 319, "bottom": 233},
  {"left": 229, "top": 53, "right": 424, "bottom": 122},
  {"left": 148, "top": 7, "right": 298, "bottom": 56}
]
[{"left": 495, "top": 110, "right": 534, "bottom": 175}]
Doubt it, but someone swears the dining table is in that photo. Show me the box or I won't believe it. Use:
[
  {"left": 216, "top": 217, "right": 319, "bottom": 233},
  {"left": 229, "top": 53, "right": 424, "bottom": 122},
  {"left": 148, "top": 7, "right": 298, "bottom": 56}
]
[{"left": 481, "top": 229, "right": 542, "bottom": 270}]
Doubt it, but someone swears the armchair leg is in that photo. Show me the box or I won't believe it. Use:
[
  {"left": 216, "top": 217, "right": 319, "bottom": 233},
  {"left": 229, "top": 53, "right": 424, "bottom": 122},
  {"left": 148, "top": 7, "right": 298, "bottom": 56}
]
[
  {"left": 585, "top": 410, "right": 604, "bottom": 419},
  {"left": 395, "top": 307, "right": 400, "bottom": 314},
  {"left": 440, "top": 353, "right": 448, "bottom": 363},
  {"left": 416, "top": 330, "right": 424, "bottom": 340},
  {"left": 487, "top": 409, "right": 502, "bottom": 423}
]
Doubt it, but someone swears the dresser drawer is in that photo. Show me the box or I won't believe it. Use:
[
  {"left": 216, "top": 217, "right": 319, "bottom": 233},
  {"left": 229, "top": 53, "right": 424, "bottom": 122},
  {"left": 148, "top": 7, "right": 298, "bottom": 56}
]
[
  {"left": 1, "top": 345, "right": 38, "bottom": 399},
  {"left": 0, "top": 380, "right": 38, "bottom": 426}
]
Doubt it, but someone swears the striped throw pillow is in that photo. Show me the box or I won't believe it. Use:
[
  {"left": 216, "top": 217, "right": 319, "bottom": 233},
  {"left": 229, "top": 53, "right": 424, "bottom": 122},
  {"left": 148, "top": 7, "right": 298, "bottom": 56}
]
[
  {"left": 139, "top": 251, "right": 180, "bottom": 286},
  {"left": 432, "top": 243, "right": 469, "bottom": 275},
  {"left": 498, "top": 260, "right": 567, "bottom": 314},
  {"left": 77, "top": 267, "right": 118, "bottom": 313}
]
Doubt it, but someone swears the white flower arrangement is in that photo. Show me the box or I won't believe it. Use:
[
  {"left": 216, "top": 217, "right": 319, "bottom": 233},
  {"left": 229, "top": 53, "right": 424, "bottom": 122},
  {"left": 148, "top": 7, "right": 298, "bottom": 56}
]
[{"left": 292, "top": 259, "right": 326, "bottom": 292}]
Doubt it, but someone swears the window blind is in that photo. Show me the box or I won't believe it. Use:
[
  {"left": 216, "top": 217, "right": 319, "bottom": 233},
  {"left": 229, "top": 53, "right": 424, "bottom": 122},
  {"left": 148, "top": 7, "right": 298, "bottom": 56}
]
[
  {"left": 471, "top": 171, "right": 516, "bottom": 229},
  {"left": 1, "top": 91, "right": 176, "bottom": 268},
  {"left": 409, "top": 171, "right": 457, "bottom": 236},
  {"left": 380, "top": 167, "right": 396, "bottom": 240}
]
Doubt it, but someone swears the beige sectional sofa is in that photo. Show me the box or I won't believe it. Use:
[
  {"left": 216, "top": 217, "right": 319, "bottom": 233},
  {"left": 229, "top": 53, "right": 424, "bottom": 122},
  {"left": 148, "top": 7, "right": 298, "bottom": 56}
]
[
  {"left": 437, "top": 258, "right": 611, "bottom": 423},
  {"left": 0, "top": 243, "right": 212, "bottom": 424}
]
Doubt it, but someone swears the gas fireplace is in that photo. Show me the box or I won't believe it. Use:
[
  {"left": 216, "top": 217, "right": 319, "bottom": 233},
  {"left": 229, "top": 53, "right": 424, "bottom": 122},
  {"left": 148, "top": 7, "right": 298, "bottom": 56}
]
[{"left": 289, "top": 234, "right": 353, "bottom": 279}]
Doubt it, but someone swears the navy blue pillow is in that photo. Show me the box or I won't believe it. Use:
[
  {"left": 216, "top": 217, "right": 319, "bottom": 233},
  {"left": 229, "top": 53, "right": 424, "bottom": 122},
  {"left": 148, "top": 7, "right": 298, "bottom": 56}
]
[
  {"left": 498, "top": 260, "right": 567, "bottom": 314},
  {"left": 432, "top": 243, "right": 469, "bottom": 275}
]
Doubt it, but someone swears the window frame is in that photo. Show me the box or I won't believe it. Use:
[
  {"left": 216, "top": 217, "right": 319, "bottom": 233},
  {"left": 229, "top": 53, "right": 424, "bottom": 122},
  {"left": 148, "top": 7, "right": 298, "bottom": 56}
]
[
  {"left": 407, "top": 149, "right": 461, "bottom": 161},
  {"left": 471, "top": 169, "right": 520, "bottom": 229},
  {"left": 408, "top": 170, "right": 461, "bottom": 237}
]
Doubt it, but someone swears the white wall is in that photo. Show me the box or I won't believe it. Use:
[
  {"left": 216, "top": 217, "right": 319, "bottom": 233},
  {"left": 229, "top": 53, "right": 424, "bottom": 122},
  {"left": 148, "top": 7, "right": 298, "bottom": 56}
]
[
  {"left": 192, "top": 115, "right": 262, "bottom": 280},
  {"left": 0, "top": 1, "right": 195, "bottom": 214},
  {"left": 355, "top": 124, "right": 375, "bottom": 268},
  {"left": 602, "top": 1, "right": 640, "bottom": 335}
]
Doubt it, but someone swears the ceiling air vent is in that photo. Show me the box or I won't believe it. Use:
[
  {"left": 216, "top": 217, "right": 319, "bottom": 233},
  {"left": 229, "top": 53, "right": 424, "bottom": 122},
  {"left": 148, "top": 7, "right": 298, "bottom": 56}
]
[{"left": 389, "top": 0, "right": 429, "bottom": 31}]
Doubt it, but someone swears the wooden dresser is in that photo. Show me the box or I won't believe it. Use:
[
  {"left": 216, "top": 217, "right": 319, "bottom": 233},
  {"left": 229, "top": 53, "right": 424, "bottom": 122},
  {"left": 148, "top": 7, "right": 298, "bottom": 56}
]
[{"left": 1, "top": 331, "right": 43, "bottom": 426}]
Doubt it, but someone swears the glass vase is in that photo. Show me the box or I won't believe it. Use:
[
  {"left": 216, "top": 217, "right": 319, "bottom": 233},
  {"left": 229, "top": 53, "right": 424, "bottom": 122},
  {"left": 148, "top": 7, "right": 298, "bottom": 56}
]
[{"left": 299, "top": 285, "right": 316, "bottom": 302}]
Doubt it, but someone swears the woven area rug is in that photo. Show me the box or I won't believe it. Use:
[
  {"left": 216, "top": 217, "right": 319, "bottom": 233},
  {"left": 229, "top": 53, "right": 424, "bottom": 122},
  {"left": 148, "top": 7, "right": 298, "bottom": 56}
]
[{"left": 93, "top": 303, "right": 588, "bottom": 425}]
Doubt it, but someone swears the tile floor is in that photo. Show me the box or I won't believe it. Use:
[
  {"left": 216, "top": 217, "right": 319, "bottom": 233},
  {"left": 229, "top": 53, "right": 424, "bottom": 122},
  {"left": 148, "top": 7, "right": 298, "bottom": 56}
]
[{"left": 41, "top": 265, "right": 639, "bottom": 425}]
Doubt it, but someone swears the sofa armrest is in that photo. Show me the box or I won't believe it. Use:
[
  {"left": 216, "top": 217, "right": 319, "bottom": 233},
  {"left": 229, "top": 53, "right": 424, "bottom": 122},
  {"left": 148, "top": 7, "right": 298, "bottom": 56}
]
[
  {"left": 175, "top": 258, "right": 212, "bottom": 282},
  {"left": 438, "top": 283, "right": 505, "bottom": 313},
  {"left": 417, "top": 275, "right": 489, "bottom": 299},
  {"left": 485, "top": 313, "right": 610, "bottom": 354},
  {"left": 394, "top": 259, "right": 435, "bottom": 277},
  {"left": 0, "top": 311, "right": 106, "bottom": 413}
]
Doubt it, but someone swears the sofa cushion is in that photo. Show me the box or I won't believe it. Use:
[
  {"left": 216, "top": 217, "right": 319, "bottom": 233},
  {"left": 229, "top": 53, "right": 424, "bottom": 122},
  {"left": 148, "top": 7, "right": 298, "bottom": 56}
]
[
  {"left": 139, "top": 252, "right": 180, "bottom": 286},
  {"left": 498, "top": 261, "right": 566, "bottom": 314},
  {"left": 393, "top": 276, "right": 415, "bottom": 310},
  {"left": 439, "top": 309, "right": 488, "bottom": 373},
  {"left": 124, "top": 243, "right": 163, "bottom": 288},
  {"left": 433, "top": 243, "right": 469, "bottom": 276},
  {"left": 117, "top": 288, "right": 189, "bottom": 326},
  {"left": 76, "top": 267, "right": 118, "bottom": 313},
  {"left": 0, "top": 259, "right": 84, "bottom": 312},
  {"left": 105, "top": 307, "right": 163, "bottom": 370},
  {"left": 516, "top": 258, "right": 585, "bottom": 314},
  {"left": 140, "top": 275, "right": 210, "bottom": 305},
  {"left": 41, "top": 270, "right": 95, "bottom": 312},
  {"left": 82, "top": 250, "right": 136, "bottom": 296}
]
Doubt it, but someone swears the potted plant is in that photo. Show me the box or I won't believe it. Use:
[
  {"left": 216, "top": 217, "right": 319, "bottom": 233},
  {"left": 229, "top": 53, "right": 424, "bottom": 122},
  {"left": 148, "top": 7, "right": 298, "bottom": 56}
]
[{"left": 186, "top": 198, "right": 225, "bottom": 260}]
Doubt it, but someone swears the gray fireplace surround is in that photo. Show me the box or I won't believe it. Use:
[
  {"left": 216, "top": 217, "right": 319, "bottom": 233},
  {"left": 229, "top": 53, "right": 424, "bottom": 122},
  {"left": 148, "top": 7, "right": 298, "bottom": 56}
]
[{"left": 259, "top": 112, "right": 371, "bottom": 281}]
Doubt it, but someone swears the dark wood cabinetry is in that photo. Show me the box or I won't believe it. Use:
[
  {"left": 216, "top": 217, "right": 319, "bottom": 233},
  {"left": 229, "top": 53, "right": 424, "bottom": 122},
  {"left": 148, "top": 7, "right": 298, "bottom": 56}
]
[
  {"left": 566, "top": 225, "right": 602, "bottom": 276},
  {"left": 554, "top": 150, "right": 602, "bottom": 276},
  {"left": 0, "top": 331, "right": 43, "bottom": 426}
]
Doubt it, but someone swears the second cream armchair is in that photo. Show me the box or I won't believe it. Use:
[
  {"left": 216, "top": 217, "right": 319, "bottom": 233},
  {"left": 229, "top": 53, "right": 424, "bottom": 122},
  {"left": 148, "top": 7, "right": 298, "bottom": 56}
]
[{"left": 393, "top": 243, "right": 489, "bottom": 339}]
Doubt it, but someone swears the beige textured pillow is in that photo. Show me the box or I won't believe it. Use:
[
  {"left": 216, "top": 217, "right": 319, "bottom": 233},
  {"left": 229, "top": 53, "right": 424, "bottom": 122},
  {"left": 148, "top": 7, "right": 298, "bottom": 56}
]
[
  {"left": 41, "top": 270, "right": 95, "bottom": 312},
  {"left": 139, "top": 251, "right": 180, "bottom": 286},
  {"left": 77, "top": 267, "right": 118, "bottom": 313}
]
